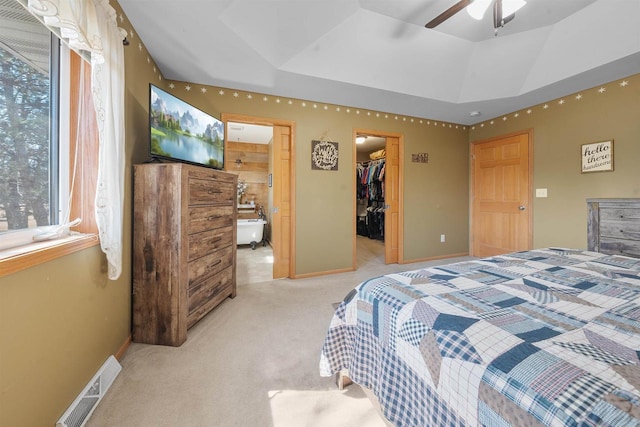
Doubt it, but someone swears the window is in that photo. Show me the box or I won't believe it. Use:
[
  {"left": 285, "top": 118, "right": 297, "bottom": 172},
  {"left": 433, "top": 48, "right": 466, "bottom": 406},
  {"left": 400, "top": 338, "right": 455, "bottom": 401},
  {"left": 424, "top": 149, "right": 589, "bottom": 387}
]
[
  {"left": 0, "top": 4, "right": 60, "bottom": 243},
  {"left": 0, "top": 2, "right": 98, "bottom": 275}
]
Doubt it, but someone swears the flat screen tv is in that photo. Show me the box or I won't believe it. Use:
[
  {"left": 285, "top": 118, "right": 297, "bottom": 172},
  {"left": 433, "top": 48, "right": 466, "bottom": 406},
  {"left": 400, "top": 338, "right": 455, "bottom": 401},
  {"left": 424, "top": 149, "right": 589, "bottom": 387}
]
[{"left": 149, "top": 84, "right": 224, "bottom": 170}]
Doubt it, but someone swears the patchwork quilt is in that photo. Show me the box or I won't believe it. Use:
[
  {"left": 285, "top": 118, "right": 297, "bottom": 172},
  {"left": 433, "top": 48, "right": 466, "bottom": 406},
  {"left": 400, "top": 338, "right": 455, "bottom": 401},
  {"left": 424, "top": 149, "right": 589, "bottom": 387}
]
[{"left": 320, "top": 248, "right": 640, "bottom": 426}]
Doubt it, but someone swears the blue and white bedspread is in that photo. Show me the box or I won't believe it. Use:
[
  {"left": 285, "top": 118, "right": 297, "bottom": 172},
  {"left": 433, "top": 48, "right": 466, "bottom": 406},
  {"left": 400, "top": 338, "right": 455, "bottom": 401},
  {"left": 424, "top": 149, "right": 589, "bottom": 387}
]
[{"left": 320, "top": 248, "right": 640, "bottom": 426}]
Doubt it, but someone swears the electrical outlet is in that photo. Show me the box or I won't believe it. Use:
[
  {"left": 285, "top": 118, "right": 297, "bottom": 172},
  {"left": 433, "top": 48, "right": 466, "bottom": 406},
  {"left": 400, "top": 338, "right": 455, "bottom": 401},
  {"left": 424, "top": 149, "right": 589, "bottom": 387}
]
[{"left": 440, "top": 234, "right": 446, "bottom": 243}]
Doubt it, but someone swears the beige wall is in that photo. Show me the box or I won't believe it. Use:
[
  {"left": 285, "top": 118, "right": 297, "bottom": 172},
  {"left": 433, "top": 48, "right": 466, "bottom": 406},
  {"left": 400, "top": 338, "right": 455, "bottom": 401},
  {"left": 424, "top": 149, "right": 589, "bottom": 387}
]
[
  {"left": 2, "top": 1, "right": 636, "bottom": 424},
  {"left": 173, "top": 84, "right": 471, "bottom": 274},
  {"left": 0, "top": 3, "right": 155, "bottom": 425},
  {"left": 469, "top": 73, "right": 640, "bottom": 249}
]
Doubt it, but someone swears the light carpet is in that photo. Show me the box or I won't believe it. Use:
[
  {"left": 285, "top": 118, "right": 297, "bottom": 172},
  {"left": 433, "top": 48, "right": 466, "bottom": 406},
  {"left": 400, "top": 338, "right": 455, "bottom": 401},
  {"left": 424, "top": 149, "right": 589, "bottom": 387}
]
[{"left": 86, "top": 240, "right": 471, "bottom": 426}]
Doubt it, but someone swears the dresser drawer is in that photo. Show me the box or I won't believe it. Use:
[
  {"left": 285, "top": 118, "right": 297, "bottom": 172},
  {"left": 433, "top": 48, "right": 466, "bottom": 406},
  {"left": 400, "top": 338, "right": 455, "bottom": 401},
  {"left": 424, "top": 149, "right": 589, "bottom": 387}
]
[
  {"left": 187, "top": 266, "right": 234, "bottom": 328},
  {"left": 188, "top": 245, "right": 234, "bottom": 286},
  {"left": 599, "top": 207, "right": 640, "bottom": 223},
  {"left": 599, "top": 237, "right": 640, "bottom": 258},
  {"left": 189, "top": 178, "right": 235, "bottom": 206},
  {"left": 597, "top": 206, "right": 640, "bottom": 241},
  {"left": 189, "top": 206, "right": 234, "bottom": 234},
  {"left": 188, "top": 226, "right": 233, "bottom": 261}
]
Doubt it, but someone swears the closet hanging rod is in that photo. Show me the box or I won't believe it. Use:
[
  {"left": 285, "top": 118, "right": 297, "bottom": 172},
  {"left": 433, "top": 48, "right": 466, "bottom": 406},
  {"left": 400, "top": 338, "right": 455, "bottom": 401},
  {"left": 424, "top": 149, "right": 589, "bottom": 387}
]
[{"left": 357, "top": 158, "right": 385, "bottom": 164}]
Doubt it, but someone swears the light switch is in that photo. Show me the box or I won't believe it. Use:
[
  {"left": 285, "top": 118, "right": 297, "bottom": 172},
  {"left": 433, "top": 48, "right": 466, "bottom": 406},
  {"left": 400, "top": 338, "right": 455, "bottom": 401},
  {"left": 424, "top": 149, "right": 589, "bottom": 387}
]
[{"left": 536, "top": 188, "right": 548, "bottom": 198}]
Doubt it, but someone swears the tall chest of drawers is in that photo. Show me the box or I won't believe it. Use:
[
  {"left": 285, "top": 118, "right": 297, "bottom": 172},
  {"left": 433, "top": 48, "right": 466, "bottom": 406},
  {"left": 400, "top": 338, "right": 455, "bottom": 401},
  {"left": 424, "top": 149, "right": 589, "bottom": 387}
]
[
  {"left": 587, "top": 198, "right": 640, "bottom": 258},
  {"left": 132, "top": 163, "right": 237, "bottom": 346}
]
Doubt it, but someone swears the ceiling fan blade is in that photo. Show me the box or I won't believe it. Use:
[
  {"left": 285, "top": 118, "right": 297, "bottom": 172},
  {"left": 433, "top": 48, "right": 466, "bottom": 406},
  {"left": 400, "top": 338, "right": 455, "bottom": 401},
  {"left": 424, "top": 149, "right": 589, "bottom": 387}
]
[
  {"left": 425, "top": 0, "right": 471, "bottom": 28},
  {"left": 493, "top": 0, "right": 502, "bottom": 28},
  {"left": 493, "top": 0, "right": 515, "bottom": 28}
]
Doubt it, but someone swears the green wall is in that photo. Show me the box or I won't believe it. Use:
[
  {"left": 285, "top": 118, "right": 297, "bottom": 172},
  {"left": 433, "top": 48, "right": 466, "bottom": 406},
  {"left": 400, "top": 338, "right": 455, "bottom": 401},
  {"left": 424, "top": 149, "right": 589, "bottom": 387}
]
[
  {"left": 470, "top": 73, "right": 640, "bottom": 249},
  {"left": 0, "top": 247, "right": 128, "bottom": 426},
  {"left": 0, "top": 3, "right": 152, "bottom": 425},
  {"left": 172, "top": 83, "right": 471, "bottom": 274},
  {"left": 2, "top": 0, "right": 638, "bottom": 423}
]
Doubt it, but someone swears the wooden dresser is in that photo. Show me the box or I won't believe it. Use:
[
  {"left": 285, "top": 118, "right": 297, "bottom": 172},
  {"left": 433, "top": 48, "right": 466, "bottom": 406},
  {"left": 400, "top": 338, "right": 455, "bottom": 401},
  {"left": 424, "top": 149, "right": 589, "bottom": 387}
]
[
  {"left": 587, "top": 198, "right": 640, "bottom": 258},
  {"left": 133, "top": 163, "right": 237, "bottom": 346}
]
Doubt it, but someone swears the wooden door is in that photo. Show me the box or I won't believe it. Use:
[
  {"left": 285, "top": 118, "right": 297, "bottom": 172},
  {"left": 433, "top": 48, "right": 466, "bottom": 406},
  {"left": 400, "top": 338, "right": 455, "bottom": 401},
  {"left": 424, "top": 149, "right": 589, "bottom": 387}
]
[
  {"left": 384, "top": 136, "right": 400, "bottom": 264},
  {"left": 272, "top": 125, "right": 292, "bottom": 278},
  {"left": 471, "top": 132, "right": 532, "bottom": 257}
]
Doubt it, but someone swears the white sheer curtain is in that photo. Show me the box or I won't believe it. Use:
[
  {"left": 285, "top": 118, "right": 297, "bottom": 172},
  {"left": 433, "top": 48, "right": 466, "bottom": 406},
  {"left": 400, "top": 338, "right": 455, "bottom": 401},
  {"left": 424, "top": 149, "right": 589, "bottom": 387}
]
[{"left": 27, "top": 0, "right": 126, "bottom": 280}]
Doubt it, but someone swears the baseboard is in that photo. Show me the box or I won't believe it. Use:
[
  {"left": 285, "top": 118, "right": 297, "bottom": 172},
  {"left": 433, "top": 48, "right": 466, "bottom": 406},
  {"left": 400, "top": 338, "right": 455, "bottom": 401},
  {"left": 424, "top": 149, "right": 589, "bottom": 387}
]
[
  {"left": 400, "top": 252, "right": 469, "bottom": 265},
  {"left": 293, "top": 252, "right": 470, "bottom": 278},
  {"left": 115, "top": 334, "right": 132, "bottom": 360},
  {"left": 294, "top": 266, "right": 354, "bottom": 279}
]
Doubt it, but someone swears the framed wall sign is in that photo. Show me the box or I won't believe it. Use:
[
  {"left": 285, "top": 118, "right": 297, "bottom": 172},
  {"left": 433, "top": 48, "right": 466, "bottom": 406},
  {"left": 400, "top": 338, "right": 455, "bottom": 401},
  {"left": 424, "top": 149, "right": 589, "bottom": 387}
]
[
  {"left": 412, "top": 153, "right": 429, "bottom": 163},
  {"left": 581, "top": 140, "right": 613, "bottom": 173},
  {"left": 311, "top": 140, "right": 339, "bottom": 171}
]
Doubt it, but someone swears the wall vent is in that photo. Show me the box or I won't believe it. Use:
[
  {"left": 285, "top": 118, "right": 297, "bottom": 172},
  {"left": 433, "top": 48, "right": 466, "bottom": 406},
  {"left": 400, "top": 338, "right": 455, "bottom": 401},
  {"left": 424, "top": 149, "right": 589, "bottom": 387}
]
[{"left": 56, "top": 355, "right": 122, "bottom": 427}]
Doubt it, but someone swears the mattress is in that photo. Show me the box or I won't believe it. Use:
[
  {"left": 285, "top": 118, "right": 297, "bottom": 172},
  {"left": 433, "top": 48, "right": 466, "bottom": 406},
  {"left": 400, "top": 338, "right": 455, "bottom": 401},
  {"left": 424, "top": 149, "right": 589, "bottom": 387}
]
[{"left": 320, "top": 248, "right": 640, "bottom": 426}]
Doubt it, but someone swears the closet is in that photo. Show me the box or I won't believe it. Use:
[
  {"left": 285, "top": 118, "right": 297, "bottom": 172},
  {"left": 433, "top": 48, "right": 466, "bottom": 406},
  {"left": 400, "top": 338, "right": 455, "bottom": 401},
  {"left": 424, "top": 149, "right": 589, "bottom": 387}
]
[{"left": 356, "top": 148, "right": 386, "bottom": 241}]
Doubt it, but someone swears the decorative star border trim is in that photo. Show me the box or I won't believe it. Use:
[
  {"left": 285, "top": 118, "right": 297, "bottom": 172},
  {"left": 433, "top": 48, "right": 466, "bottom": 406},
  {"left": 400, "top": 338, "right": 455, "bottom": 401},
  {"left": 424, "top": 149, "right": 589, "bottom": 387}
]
[
  {"left": 471, "top": 80, "right": 631, "bottom": 130},
  {"left": 165, "top": 83, "right": 467, "bottom": 130}
]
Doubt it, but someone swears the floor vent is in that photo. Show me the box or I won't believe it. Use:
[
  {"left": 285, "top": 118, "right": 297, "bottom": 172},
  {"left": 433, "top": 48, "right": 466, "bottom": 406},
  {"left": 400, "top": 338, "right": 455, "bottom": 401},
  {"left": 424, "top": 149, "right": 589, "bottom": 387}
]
[{"left": 56, "top": 355, "right": 122, "bottom": 427}]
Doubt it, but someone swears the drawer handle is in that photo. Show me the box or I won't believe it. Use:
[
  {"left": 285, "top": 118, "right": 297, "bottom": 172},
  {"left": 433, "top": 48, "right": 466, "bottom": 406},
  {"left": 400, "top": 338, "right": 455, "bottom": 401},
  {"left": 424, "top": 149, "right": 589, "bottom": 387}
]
[
  {"left": 210, "top": 236, "right": 222, "bottom": 243},
  {"left": 205, "top": 259, "right": 222, "bottom": 272},
  {"left": 207, "top": 215, "right": 222, "bottom": 221},
  {"left": 208, "top": 190, "right": 223, "bottom": 194}
]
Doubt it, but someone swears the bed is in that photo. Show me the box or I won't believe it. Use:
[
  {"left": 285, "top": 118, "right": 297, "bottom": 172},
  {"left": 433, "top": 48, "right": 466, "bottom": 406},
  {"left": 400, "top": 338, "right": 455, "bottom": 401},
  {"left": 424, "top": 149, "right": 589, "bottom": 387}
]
[{"left": 320, "top": 198, "right": 640, "bottom": 426}]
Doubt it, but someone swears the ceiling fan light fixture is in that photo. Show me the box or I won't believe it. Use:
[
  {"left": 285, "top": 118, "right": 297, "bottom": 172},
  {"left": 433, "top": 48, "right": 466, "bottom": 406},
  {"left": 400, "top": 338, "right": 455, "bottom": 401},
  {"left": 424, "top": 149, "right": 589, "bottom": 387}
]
[
  {"left": 466, "top": 0, "right": 492, "bottom": 20},
  {"left": 356, "top": 136, "right": 367, "bottom": 145}
]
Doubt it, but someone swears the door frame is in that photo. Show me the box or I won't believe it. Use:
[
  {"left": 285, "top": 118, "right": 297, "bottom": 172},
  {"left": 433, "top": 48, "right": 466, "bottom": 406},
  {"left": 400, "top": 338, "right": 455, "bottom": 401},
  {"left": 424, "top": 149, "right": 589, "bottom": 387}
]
[
  {"left": 352, "top": 128, "right": 404, "bottom": 268},
  {"left": 221, "top": 113, "right": 296, "bottom": 278},
  {"left": 469, "top": 128, "right": 534, "bottom": 256}
]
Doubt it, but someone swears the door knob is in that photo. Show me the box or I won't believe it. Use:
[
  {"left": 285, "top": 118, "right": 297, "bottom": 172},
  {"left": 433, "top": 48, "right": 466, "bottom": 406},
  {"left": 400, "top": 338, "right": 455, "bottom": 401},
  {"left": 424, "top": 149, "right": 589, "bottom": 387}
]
[{"left": 519, "top": 205, "right": 526, "bottom": 211}]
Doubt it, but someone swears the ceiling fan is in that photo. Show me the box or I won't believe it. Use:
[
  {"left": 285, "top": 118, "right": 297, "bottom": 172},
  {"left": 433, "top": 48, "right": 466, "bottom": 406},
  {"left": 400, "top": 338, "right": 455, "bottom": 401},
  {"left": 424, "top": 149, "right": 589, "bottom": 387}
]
[{"left": 425, "top": 0, "right": 525, "bottom": 30}]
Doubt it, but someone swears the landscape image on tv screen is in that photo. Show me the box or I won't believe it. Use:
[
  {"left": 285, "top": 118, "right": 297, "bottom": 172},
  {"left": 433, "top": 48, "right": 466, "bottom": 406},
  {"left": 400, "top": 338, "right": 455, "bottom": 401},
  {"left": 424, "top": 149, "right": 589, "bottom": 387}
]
[{"left": 149, "top": 84, "right": 224, "bottom": 169}]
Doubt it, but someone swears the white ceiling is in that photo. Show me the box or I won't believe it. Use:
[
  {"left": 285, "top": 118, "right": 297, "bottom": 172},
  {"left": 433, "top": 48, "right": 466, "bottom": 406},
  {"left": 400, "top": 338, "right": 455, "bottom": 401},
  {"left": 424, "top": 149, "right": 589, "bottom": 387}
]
[
  {"left": 227, "top": 122, "right": 273, "bottom": 144},
  {"left": 357, "top": 136, "right": 386, "bottom": 153},
  {"left": 119, "top": 0, "right": 640, "bottom": 125}
]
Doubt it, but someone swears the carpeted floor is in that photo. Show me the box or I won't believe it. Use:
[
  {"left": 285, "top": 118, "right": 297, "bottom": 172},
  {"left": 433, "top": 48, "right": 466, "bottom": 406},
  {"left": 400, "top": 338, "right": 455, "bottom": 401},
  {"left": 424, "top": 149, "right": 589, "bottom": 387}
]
[{"left": 86, "top": 237, "right": 471, "bottom": 427}]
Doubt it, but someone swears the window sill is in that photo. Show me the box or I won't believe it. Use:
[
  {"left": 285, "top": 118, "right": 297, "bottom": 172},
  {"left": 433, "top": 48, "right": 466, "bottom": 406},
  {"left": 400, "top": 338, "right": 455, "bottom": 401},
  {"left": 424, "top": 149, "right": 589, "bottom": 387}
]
[{"left": 0, "top": 234, "right": 99, "bottom": 278}]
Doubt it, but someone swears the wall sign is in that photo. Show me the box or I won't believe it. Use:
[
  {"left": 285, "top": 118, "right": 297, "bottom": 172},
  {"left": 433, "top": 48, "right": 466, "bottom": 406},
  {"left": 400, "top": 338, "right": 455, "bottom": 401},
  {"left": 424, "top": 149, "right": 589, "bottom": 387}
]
[
  {"left": 412, "top": 153, "right": 429, "bottom": 163},
  {"left": 581, "top": 140, "right": 613, "bottom": 173},
  {"left": 311, "top": 140, "right": 339, "bottom": 170}
]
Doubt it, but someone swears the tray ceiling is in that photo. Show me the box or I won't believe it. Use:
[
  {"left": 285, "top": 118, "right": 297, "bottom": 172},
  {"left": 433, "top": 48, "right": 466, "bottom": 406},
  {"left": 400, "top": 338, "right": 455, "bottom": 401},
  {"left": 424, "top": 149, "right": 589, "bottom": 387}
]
[{"left": 118, "top": 0, "right": 640, "bottom": 124}]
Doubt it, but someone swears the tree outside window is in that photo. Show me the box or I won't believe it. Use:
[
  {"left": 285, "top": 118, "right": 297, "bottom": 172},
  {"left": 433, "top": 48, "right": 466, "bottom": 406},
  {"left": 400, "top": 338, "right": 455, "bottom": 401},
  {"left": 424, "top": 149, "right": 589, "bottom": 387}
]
[{"left": 0, "top": 11, "right": 54, "bottom": 233}]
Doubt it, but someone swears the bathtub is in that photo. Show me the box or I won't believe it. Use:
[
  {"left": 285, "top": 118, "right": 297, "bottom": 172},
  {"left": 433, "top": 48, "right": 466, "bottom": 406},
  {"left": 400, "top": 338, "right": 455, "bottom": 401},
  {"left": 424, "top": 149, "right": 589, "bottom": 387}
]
[{"left": 237, "top": 219, "right": 267, "bottom": 249}]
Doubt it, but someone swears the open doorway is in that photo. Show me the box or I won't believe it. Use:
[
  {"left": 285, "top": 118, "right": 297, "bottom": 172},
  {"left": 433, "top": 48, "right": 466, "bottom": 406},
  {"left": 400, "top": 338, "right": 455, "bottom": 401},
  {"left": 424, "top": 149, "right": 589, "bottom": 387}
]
[
  {"left": 354, "top": 130, "right": 402, "bottom": 269},
  {"left": 226, "top": 121, "right": 274, "bottom": 284},
  {"left": 355, "top": 134, "right": 386, "bottom": 267},
  {"left": 222, "top": 113, "right": 296, "bottom": 280}
]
